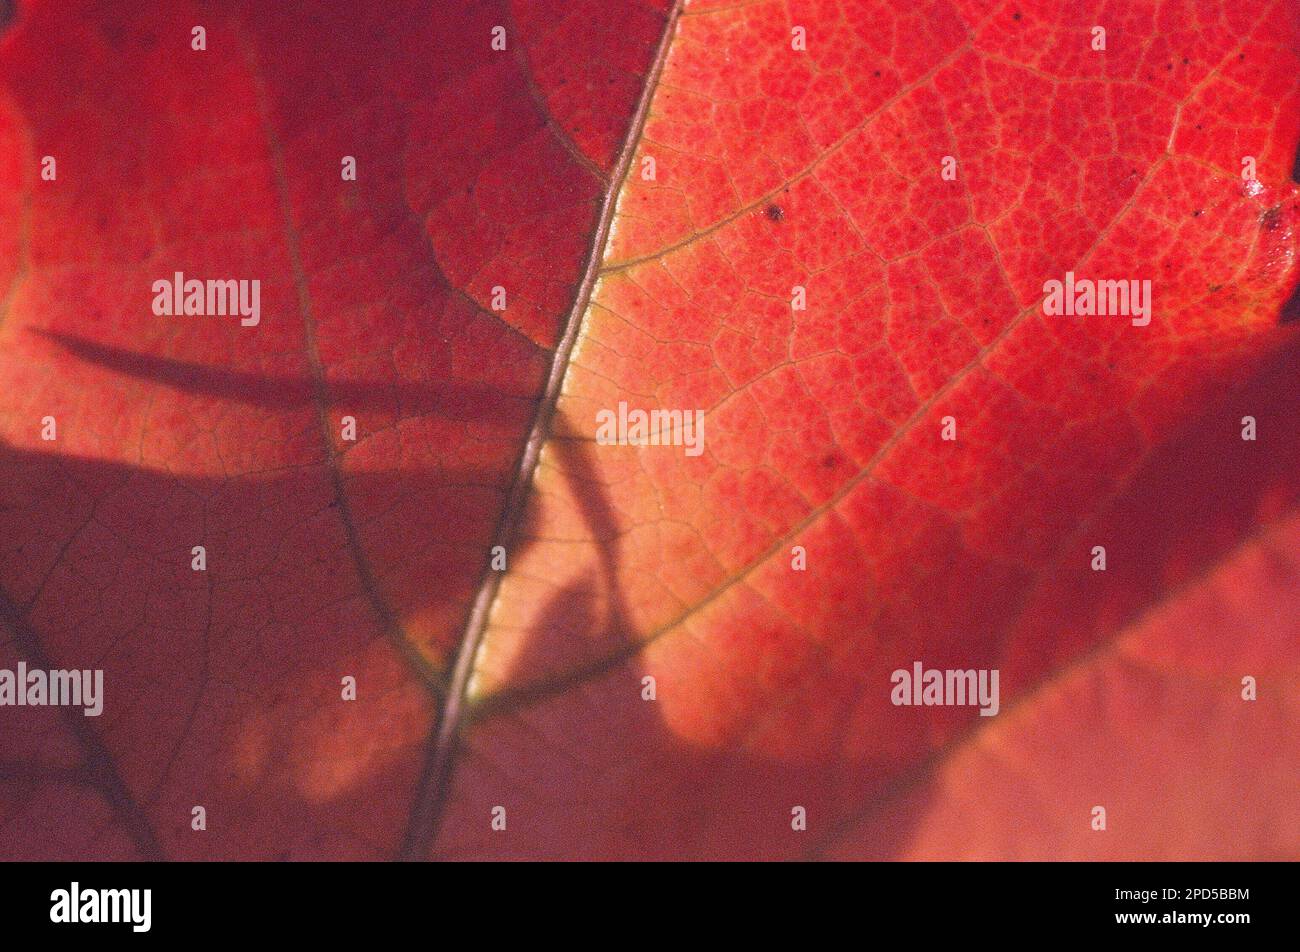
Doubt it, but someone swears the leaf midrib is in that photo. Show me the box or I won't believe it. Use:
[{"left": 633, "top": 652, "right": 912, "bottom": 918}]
[{"left": 397, "top": 0, "right": 689, "bottom": 861}]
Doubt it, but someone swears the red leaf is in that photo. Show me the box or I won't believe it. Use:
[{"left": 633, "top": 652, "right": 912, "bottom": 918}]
[
  {"left": 0, "top": 0, "right": 1297, "bottom": 861},
  {"left": 0, "top": 0, "right": 672, "bottom": 860}
]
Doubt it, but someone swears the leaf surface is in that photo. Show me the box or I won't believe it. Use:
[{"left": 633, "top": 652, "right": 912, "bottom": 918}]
[
  {"left": 0, "top": 0, "right": 1297, "bottom": 860},
  {"left": 442, "top": 0, "right": 1300, "bottom": 860},
  {"left": 0, "top": 0, "right": 672, "bottom": 859}
]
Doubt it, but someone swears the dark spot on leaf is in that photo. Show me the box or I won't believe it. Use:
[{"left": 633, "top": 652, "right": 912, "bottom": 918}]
[
  {"left": 1208, "top": 283, "right": 1222, "bottom": 293},
  {"left": 1012, "top": 11, "right": 1022, "bottom": 21},
  {"left": 1165, "top": 62, "right": 1173, "bottom": 71},
  {"left": 1281, "top": 281, "right": 1300, "bottom": 324},
  {"left": 766, "top": 204, "right": 784, "bottom": 222},
  {"left": 1290, "top": 134, "right": 1300, "bottom": 184},
  {"left": 0, "top": 0, "right": 15, "bottom": 34},
  {"left": 1261, "top": 205, "right": 1281, "bottom": 231},
  {"left": 1192, "top": 208, "right": 1203, "bottom": 217},
  {"left": 821, "top": 454, "right": 837, "bottom": 468}
]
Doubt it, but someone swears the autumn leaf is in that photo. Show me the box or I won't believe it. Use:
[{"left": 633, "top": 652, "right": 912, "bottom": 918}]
[{"left": 0, "top": 0, "right": 1297, "bottom": 862}]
